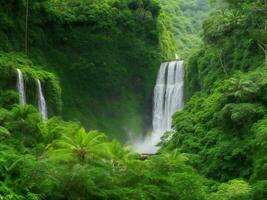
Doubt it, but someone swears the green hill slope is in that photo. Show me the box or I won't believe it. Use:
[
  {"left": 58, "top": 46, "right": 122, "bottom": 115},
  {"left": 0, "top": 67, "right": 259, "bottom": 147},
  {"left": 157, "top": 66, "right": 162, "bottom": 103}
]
[
  {"left": 162, "top": 0, "right": 267, "bottom": 198},
  {"left": 160, "top": 0, "right": 211, "bottom": 58},
  {"left": 0, "top": 0, "right": 176, "bottom": 139}
]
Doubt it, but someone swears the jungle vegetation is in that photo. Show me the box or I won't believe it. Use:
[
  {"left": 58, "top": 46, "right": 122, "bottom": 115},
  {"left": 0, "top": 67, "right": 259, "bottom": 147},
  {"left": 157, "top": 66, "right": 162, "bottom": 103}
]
[{"left": 0, "top": 0, "right": 266, "bottom": 199}]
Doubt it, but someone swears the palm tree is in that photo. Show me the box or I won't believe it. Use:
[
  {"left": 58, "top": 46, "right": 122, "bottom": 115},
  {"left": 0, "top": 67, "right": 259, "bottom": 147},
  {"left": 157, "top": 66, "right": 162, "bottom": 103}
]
[
  {"left": 105, "top": 140, "right": 138, "bottom": 168},
  {"left": 9, "top": 105, "right": 39, "bottom": 120},
  {"left": 226, "top": 78, "right": 259, "bottom": 102},
  {"left": 5, "top": 105, "right": 42, "bottom": 137},
  {"left": 48, "top": 128, "right": 108, "bottom": 163}
]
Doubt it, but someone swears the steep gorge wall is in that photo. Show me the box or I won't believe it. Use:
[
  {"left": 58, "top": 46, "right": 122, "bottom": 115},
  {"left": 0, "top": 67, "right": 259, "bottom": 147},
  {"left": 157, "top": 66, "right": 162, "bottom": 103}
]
[{"left": 0, "top": 0, "right": 176, "bottom": 139}]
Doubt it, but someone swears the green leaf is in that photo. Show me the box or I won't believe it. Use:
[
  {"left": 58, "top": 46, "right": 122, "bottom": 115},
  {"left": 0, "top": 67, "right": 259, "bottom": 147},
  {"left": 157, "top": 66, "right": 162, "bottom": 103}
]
[{"left": 0, "top": 126, "right": 10, "bottom": 138}]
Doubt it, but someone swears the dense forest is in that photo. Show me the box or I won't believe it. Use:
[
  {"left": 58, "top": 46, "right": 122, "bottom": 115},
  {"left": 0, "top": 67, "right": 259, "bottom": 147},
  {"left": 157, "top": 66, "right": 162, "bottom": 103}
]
[
  {"left": 0, "top": 0, "right": 177, "bottom": 139},
  {"left": 0, "top": 0, "right": 266, "bottom": 199}
]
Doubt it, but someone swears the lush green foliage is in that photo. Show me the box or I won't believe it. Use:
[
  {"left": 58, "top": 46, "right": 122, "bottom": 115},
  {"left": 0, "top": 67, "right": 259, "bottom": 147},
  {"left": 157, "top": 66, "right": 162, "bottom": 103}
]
[
  {"left": 0, "top": 96, "right": 261, "bottom": 199},
  {"left": 0, "top": 0, "right": 178, "bottom": 139},
  {"left": 185, "top": 0, "right": 266, "bottom": 99},
  {"left": 0, "top": 52, "right": 62, "bottom": 115},
  {"left": 0, "top": 0, "right": 266, "bottom": 199},
  {"left": 160, "top": 0, "right": 211, "bottom": 58},
  {"left": 164, "top": 0, "right": 267, "bottom": 199},
  {"left": 0, "top": 101, "right": 211, "bottom": 199}
]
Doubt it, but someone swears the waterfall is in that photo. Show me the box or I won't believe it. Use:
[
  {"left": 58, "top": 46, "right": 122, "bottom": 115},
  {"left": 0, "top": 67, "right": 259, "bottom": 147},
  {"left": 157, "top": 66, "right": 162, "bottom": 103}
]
[
  {"left": 37, "top": 79, "right": 48, "bottom": 120},
  {"left": 153, "top": 60, "right": 184, "bottom": 136},
  {"left": 131, "top": 60, "right": 184, "bottom": 153},
  {"left": 16, "top": 69, "right": 26, "bottom": 105}
]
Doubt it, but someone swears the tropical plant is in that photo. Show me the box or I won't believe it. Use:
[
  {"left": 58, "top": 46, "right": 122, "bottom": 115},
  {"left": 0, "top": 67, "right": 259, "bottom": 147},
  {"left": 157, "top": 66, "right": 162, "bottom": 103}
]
[
  {"left": 208, "top": 179, "right": 251, "bottom": 200},
  {"left": 48, "top": 128, "right": 108, "bottom": 163},
  {"left": 225, "top": 77, "right": 259, "bottom": 103}
]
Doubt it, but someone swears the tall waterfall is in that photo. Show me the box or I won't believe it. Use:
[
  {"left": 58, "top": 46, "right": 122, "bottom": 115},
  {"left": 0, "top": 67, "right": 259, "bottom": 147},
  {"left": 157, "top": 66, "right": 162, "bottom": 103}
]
[
  {"left": 132, "top": 60, "right": 184, "bottom": 153},
  {"left": 153, "top": 60, "right": 184, "bottom": 137},
  {"left": 16, "top": 69, "right": 26, "bottom": 105},
  {"left": 37, "top": 79, "right": 48, "bottom": 120}
]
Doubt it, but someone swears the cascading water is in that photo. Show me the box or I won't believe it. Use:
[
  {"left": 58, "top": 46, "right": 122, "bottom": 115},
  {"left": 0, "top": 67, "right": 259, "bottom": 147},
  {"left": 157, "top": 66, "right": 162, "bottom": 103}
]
[
  {"left": 37, "top": 79, "right": 48, "bottom": 120},
  {"left": 153, "top": 60, "right": 184, "bottom": 136},
  {"left": 16, "top": 69, "right": 26, "bottom": 105},
  {"left": 132, "top": 60, "right": 184, "bottom": 154}
]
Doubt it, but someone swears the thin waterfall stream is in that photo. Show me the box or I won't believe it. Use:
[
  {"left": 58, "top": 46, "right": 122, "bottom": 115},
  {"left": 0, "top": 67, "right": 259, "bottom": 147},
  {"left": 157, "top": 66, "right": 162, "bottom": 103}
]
[
  {"left": 37, "top": 79, "right": 48, "bottom": 120},
  {"left": 131, "top": 59, "right": 185, "bottom": 154},
  {"left": 16, "top": 69, "right": 26, "bottom": 105}
]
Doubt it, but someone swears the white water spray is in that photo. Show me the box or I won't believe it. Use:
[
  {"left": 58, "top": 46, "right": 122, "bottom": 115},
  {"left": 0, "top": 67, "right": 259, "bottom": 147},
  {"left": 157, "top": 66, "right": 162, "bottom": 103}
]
[
  {"left": 37, "top": 79, "right": 48, "bottom": 120},
  {"left": 131, "top": 60, "right": 185, "bottom": 153},
  {"left": 16, "top": 69, "right": 26, "bottom": 105}
]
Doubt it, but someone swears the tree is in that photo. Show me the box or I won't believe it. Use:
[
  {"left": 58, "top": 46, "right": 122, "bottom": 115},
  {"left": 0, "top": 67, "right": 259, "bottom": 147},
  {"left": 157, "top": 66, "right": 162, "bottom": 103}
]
[
  {"left": 208, "top": 179, "right": 251, "bottom": 200},
  {"left": 25, "top": 0, "right": 29, "bottom": 55},
  {"left": 245, "top": 0, "right": 267, "bottom": 67},
  {"left": 48, "top": 128, "right": 108, "bottom": 163},
  {"left": 226, "top": 77, "right": 259, "bottom": 102},
  {"left": 225, "top": 0, "right": 267, "bottom": 67},
  {"left": 105, "top": 140, "right": 137, "bottom": 168},
  {"left": 5, "top": 105, "right": 43, "bottom": 144}
]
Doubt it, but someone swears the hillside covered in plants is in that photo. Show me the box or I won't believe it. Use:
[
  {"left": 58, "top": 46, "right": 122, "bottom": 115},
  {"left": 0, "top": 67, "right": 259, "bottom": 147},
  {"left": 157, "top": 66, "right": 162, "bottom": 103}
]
[
  {"left": 0, "top": 0, "right": 267, "bottom": 199},
  {"left": 0, "top": 0, "right": 177, "bottom": 139},
  {"left": 161, "top": 0, "right": 211, "bottom": 57}
]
